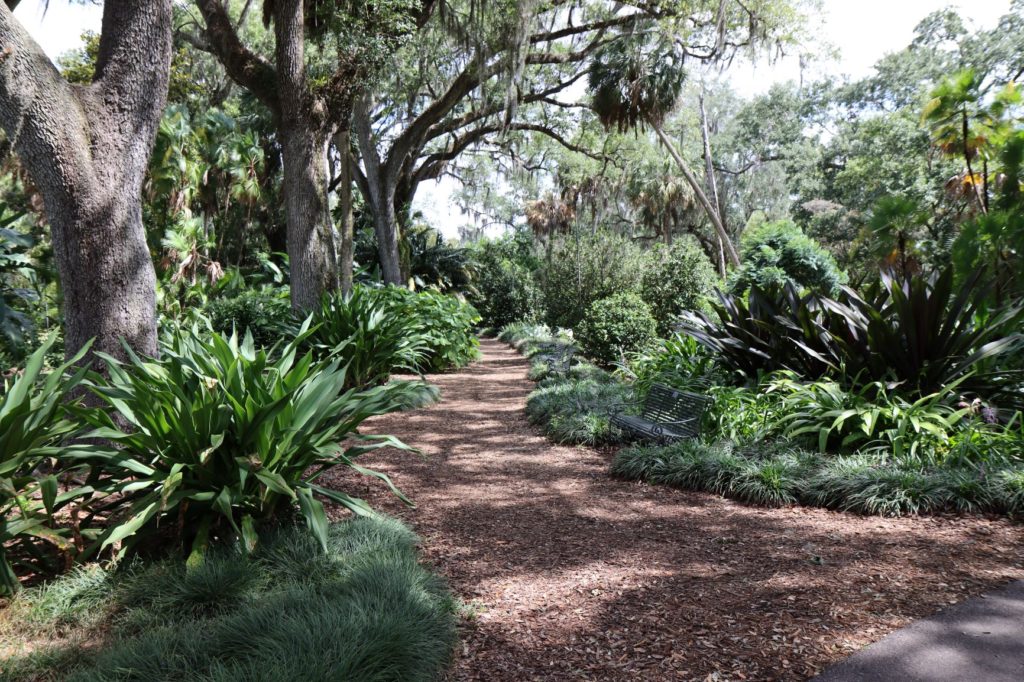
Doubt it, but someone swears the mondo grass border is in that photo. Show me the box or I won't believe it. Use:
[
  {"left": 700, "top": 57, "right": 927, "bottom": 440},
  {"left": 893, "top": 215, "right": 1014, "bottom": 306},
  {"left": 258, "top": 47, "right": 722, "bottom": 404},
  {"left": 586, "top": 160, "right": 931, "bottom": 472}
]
[
  {"left": 1, "top": 516, "right": 457, "bottom": 682},
  {"left": 611, "top": 440, "right": 1024, "bottom": 519}
]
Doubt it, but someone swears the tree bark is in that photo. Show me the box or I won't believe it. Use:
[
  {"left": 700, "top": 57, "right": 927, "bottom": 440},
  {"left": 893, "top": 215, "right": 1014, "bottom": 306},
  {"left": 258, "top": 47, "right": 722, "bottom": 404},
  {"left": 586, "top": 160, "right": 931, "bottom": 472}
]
[
  {"left": 652, "top": 122, "right": 740, "bottom": 267},
  {"left": 0, "top": 1, "right": 172, "bottom": 362},
  {"left": 274, "top": 0, "right": 338, "bottom": 310},
  {"left": 353, "top": 97, "right": 403, "bottom": 285},
  {"left": 334, "top": 130, "right": 355, "bottom": 296}
]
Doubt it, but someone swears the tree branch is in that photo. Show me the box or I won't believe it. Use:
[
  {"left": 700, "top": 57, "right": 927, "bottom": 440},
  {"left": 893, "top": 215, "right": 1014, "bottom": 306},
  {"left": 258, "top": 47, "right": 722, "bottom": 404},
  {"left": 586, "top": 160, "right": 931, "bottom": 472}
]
[
  {"left": 195, "top": 0, "right": 280, "bottom": 114},
  {"left": 0, "top": 4, "right": 94, "bottom": 202}
]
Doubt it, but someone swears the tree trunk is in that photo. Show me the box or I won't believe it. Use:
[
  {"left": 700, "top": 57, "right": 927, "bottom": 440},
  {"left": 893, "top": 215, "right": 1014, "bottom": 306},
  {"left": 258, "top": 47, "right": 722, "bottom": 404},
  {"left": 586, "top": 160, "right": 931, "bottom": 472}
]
[
  {"left": 699, "top": 92, "right": 727, "bottom": 242},
  {"left": 274, "top": 0, "right": 338, "bottom": 310},
  {"left": 334, "top": 130, "right": 355, "bottom": 296},
  {"left": 0, "top": 1, "right": 172, "bottom": 362},
  {"left": 353, "top": 97, "right": 403, "bottom": 285},
  {"left": 652, "top": 122, "right": 740, "bottom": 267},
  {"left": 279, "top": 123, "right": 339, "bottom": 309},
  {"left": 368, "top": 180, "right": 403, "bottom": 285}
]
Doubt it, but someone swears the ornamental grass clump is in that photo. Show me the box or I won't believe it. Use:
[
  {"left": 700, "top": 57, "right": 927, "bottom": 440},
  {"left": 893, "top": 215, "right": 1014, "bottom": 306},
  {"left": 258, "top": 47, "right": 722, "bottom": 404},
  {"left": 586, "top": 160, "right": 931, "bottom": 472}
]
[{"left": 525, "top": 376, "right": 632, "bottom": 445}]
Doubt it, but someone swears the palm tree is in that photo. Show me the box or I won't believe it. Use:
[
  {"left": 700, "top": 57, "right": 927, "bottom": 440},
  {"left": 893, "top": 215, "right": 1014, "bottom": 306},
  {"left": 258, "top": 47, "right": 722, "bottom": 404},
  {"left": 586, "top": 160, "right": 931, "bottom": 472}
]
[{"left": 588, "top": 36, "right": 740, "bottom": 266}]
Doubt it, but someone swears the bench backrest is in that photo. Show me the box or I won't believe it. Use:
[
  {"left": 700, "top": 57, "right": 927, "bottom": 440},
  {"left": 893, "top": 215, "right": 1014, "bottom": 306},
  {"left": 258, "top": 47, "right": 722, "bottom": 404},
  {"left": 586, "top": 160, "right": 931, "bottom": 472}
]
[{"left": 642, "top": 384, "right": 709, "bottom": 437}]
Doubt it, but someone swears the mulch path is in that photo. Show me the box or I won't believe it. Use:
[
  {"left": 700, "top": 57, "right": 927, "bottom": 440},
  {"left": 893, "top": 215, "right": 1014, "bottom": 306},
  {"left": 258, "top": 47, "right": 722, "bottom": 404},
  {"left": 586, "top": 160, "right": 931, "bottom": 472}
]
[{"left": 321, "top": 338, "right": 1024, "bottom": 681}]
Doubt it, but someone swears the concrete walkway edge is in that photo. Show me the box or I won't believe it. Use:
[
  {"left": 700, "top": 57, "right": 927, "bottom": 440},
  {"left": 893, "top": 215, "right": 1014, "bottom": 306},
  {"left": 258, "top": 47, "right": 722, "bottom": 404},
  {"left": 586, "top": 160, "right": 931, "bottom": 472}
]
[{"left": 813, "top": 580, "right": 1024, "bottom": 681}]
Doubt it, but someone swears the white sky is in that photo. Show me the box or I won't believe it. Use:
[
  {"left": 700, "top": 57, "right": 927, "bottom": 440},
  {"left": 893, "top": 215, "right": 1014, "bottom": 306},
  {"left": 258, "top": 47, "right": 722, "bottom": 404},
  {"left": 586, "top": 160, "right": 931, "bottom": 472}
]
[{"left": 12, "top": 0, "right": 1012, "bottom": 237}]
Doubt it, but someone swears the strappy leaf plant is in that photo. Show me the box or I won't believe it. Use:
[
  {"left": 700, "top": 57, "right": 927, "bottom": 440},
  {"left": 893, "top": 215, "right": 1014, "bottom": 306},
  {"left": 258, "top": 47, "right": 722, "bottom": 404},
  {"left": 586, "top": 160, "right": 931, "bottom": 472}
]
[
  {"left": 75, "top": 328, "right": 420, "bottom": 561},
  {"left": 0, "top": 336, "right": 92, "bottom": 595}
]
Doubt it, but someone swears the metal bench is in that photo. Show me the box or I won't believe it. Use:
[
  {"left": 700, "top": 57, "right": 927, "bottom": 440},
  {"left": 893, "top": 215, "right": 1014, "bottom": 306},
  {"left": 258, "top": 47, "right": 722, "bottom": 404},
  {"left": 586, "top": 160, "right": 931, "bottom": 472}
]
[{"left": 611, "top": 383, "right": 709, "bottom": 443}]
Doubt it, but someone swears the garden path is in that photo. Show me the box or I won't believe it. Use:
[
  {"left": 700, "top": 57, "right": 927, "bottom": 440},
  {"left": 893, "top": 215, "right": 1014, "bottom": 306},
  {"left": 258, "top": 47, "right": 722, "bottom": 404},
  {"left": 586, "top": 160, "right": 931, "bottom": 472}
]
[{"left": 322, "top": 338, "right": 1024, "bottom": 681}]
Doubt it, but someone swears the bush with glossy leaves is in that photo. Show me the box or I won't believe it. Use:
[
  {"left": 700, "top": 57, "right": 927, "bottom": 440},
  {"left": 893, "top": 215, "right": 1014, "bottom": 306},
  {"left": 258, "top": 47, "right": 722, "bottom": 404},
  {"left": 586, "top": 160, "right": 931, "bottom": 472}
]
[{"left": 576, "top": 292, "right": 658, "bottom": 367}]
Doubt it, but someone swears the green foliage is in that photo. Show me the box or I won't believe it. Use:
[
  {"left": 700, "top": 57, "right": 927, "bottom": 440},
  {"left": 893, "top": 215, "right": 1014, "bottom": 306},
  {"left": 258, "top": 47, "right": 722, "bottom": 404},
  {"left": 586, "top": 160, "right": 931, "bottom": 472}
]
[
  {"left": 683, "top": 283, "right": 825, "bottom": 380},
  {"left": 824, "top": 268, "right": 1024, "bottom": 399},
  {"left": 729, "top": 219, "right": 846, "bottom": 295},
  {"left": 525, "top": 372, "right": 632, "bottom": 446},
  {"left": 0, "top": 207, "right": 46, "bottom": 359},
  {"left": 623, "top": 333, "right": 720, "bottom": 396},
  {"left": 588, "top": 34, "right": 686, "bottom": 132},
  {"left": 391, "top": 287, "right": 481, "bottom": 372},
  {"left": 639, "top": 239, "right": 717, "bottom": 335},
  {"left": 471, "top": 237, "right": 540, "bottom": 328},
  {"left": 75, "top": 328, "right": 419, "bottom": 559},
  {"left": 769, "top": 374, "right": 966, "bottom": 458},
  {"left": 944, "top": 413, "right": 1024, "bottom": 468},
  {"left": 0, "top": 337, "right": 92, "bottom": 596},
  {"left": 206, "top": 289, "right": 293, "bottom": 349},
  {"left": 704, "top": 383, "right": 785, "bottom": 443},
  {"left": 307, "top": 285, "right": 480, "bottom": 383},
  {"left": 576, "top": 293, "right": 657, "bottom": 367},
  {"left": 537, "top": 231, "right": 647, "bottom": 331},
  {"left": 307, "top": 287, "right": 429, "bottom": 389},
  {"left": 683, "top": 266, "right": 1024, "bottom": 399},
  {"left": 612, "top": 439, "right": 1024, "bottom": 518},
  {"left": 2, "top": 517, "right": 457, "bottom": 682},
  {"left": 405, "top": 223, "right": 479, "bottom": 293}
]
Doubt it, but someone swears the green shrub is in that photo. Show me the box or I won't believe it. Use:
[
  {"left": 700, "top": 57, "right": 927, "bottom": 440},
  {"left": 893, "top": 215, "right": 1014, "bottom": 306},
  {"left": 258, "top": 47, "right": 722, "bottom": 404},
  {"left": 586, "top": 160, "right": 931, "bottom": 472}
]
[
  {"left": 525, "top": 375, "right": 632, "bottom": 445},
  {"left": 206, "top": 289, "right": 293, "bottom": 349},
  {"left": 640, "top": 239, "right": 717, "bottom": 335},
  {"left": 683, "top": 267, "right": 1024, "bottom": 400},
  {"left": 307, "top": 285, "right": 479, "bottom": 379},
  {"left": 769, "top": 375, "right": 965, "bottom": 458},
  {"left": 576, "top": 292, "right": 657, "bottom": 367},
  {"left": 307, "top": 287, "right": 428, "bottom": 389},
  {"left": 0, "top": 336, "right": 93, "bottom": 596},
  {"left": 2, "top": 517, "right": 457, "bottom": 682},
  {"left": 704, "top": 383, "right": 785, "bottom": 443},
  {"left": 944, "top": 413, "right": 1024, "bottom": 468},
  {"left": 729, "top": 218, "right": 846, "bottom": 295},
  {"left": 398, "top": 288, "right": 481, "bottom": 372},
  {"left": 472, "top": 237, "right": 540, "bottom": 328},
  {"left": 537, "top": 231, "right": 647, "bottom": 330},
  {"left": 75, "top": 328, "right": 421, "bottom": 559},
  {"left": 624, "top": 333, "right": 719, "bottom": 395}
]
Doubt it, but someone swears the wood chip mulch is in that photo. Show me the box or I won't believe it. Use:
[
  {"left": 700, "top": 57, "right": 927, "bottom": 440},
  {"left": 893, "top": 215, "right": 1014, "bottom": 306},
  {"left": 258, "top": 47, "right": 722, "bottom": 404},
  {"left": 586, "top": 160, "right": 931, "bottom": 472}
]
[{"left": 321, "top": 338, "right": 1024, "bottom": 681}]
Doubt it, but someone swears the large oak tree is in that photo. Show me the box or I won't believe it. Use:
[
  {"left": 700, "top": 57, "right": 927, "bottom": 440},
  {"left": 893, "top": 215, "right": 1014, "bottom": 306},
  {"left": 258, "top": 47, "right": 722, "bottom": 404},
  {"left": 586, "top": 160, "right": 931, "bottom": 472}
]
[{"left": 0, "top": 0, "right": 173, "bottom": 360}]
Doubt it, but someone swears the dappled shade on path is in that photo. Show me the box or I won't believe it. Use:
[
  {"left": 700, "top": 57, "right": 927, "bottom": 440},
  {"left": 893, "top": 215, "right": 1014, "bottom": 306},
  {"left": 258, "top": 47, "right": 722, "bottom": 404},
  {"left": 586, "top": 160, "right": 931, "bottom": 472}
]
[{"left": 322, "top": 339, "right": 1024, "bottom": 681}]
